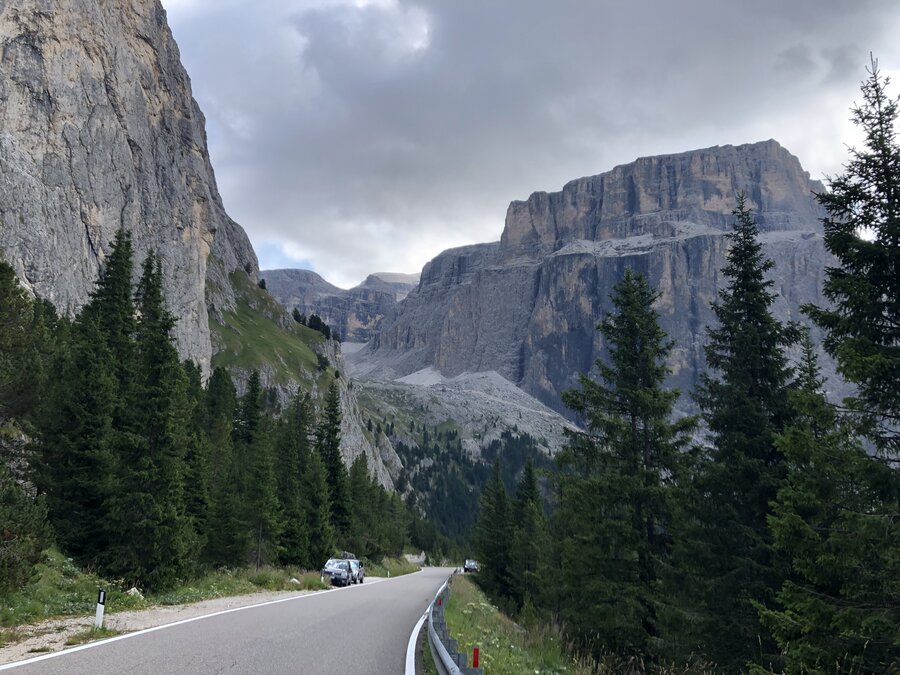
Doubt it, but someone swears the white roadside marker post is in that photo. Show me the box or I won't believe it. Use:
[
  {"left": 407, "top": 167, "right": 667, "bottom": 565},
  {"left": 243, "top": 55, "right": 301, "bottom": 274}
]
[{"left": 94, "top": 588, "right": 107, "bottom": 629}]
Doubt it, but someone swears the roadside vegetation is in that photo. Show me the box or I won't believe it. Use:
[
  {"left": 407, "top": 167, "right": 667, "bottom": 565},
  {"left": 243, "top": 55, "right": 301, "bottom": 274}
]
[
  {"left": 0, "top": 547, "right": 331, "bottom": 629},
  {"left": 362, "top": 556, "right": 419, "bottom": 578},
  {"left": 0, "top": 228, "right": 442, "bottom": 619},
  {"left": 471, "top": 62, "right": 899, "bottom": 674},
  {"left": 443, "top": 574, "right": 577, "bottom": 674},
  {"left": 63, "top": 626, "right": 119, "bottom": 646},
  {"left": 0, "top": 545, "right": 417, "bottom": 640},
  {"left": 440, "top": 575, "right": 717, "bottom": 675}
]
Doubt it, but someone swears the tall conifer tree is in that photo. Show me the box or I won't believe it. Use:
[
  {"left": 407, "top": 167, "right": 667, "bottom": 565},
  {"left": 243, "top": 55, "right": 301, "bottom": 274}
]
[
  {"left": 677, "top": 196, "right": 796, "bottom": 670},
  {"left": 275, "top": 393, "right": 312, "bottom": 566},
  {"left": 247, "top": 416, "right": 283, "bottom": 568},
  {"left": 760, "top": 333, "right": 900, "bottom": 672},
  {"left": 305, "top": 450, "right": 335, "bottom": 566},
  {"left": 509, "top": 457, "right": 547, "bottom": 611},
  {"left": 764, "top": 61, "right": 900, "bottom": 672},
  {"left": 558, "top": 269, "right": 695, "bottom": 656},
  {"left": 347, "top": 454, "right": 373, "bottom": 556},
  {"left": 105, "top": 254, "right": 195, "bottom": 588},
  {"left": 474, "top": 460, "right": 511, "bottom": 599},
  {"left": 316, "top": 382, "right": 351, "bottom": 537},
  {"left": 39, "top": 233, "right": 138, "bottom": 568},
  {"left": 805, "top": 57, "right": 900, "bottom": 457},
  {"left": 204, "top": 368, "right": 246, "bottom": 565},
  {"left": 182, "top": 361, "right": 211, "bottom": 548},
  {"left": 234, "top": 371, "right": 282, "bottom": 568}
]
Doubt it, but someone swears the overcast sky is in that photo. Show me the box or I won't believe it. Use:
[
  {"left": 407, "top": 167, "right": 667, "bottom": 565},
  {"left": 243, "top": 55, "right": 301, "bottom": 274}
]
[{"left": 161, "top": 0, "right": 900, "bottom": 288}]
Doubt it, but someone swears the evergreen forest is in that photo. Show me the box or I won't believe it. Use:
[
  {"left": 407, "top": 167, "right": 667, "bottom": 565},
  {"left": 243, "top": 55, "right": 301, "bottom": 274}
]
[
  {"left": 472, "top": 63, "right": 899, "bottom": 673},
  {"left": 0, "top": 52, "right": 898, "bottom": 675},
  {"left": 0, "top": 229, "right": 421, "bottom": 594}
]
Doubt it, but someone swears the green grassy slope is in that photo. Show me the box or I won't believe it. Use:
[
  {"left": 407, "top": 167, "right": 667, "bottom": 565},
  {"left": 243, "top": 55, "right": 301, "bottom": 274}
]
[{"left": 209, "top": 272, "right": 334, "bottom": 390}]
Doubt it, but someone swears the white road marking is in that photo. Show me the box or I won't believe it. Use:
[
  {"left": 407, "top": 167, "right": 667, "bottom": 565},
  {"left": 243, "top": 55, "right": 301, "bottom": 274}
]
[
  {"left": 405, "top": 611, "right": 428, "bottom": 675},
  {"left": 405, "top": 575, "right": 451, "bottom": 675}
]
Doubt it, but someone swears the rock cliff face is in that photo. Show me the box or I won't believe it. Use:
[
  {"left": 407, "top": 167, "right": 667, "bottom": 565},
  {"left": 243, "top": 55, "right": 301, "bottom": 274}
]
[
  {"left": 362, "top": 141, "right": 838, "bottom": 415},
  {"left": 261, "top": 269, "right": 419, "bottom": 343},
  {"left": 0, "top": 0, "right": 257, "bottom": 374}
]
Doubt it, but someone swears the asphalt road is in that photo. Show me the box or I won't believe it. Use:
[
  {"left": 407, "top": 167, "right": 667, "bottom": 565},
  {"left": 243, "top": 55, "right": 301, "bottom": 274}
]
[{"left": 4, "top": 567, "right": 453, "bottom": 674}]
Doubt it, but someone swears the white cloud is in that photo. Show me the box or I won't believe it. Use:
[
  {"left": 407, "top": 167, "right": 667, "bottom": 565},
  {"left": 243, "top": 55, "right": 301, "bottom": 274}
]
[{"left": 162, "top": 0, "right": 900, "bottom": 288}]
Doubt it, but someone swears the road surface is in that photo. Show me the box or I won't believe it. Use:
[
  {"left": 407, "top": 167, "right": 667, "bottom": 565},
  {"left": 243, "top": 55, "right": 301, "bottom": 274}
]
[{"left": 3, "top": 567, "right": 452, "bottom": 674}]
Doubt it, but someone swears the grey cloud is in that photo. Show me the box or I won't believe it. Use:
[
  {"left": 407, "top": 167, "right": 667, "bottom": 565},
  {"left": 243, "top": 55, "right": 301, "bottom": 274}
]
[{"left": 163, "top": 0, "right": 900, "bottom": 288}]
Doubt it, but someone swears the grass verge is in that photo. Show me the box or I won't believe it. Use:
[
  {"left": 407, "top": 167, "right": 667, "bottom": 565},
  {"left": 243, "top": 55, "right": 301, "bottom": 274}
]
[
  {"left": 0, "top": 549, "right": 328, "bottom": 630},
  {"left": 444, "top": 575, "right": 717, "bottom": 675},
  {"left": 0, "top": 549, "right": 147, "bottom": 627},
  {"left": 443, "top": 574, "right": 577, "bottom": 675},
  {"left": 150, "top": 568, "right": 327, "bottom": 606},
  {"left": 364, "top": 556, "right": 420, "bottom": 578},
  {"left": 63, "top": 626, "right": 119, "bottom": 646}
]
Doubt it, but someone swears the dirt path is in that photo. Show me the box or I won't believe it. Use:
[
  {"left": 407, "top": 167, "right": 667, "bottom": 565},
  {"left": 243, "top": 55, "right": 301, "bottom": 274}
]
[{"left": 0, "top": 585, "right": 332, "bottom": 666}]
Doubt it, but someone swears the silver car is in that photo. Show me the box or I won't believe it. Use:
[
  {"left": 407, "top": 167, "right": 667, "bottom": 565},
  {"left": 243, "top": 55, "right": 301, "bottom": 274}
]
[
  {"left": 321, "top": 559, "right": 353, "bottom": 587},
  {"left": 348, "top": 559, "right": 364, "bottom": 584}
]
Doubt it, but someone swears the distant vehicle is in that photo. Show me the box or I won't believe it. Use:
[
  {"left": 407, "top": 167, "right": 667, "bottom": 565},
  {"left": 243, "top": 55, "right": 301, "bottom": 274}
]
[
  {"left": 348, "top": 558, "right": 365, "bottom": 584},
  {"left": 321, "top": 558, "right": 353, "bottom": 587},
  {"left": 463, "top": 559, "right": 479, "bottom": 573}
]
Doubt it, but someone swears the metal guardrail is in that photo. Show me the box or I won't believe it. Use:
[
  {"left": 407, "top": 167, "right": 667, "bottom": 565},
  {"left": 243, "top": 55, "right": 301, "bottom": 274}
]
[{"left": 427, "top": 573, "right": 483, "bottom": 675}]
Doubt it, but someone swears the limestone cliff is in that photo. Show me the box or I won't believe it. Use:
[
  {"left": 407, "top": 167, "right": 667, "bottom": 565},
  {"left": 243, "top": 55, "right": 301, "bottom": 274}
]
[
  {"left": 0, "top": 0, "right": 257, "bottom": 374},
  {"left": 361, "top": 141, "right": 839, "bottom": 415},
  {"left": 261, "top": 269, "right": 419, "bottom": 343}
]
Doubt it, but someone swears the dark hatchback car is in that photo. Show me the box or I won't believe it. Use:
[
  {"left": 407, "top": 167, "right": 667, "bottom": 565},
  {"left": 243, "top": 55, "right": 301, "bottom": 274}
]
[{"left": 321, "top": 558, "right": 353, "bottom": 587}]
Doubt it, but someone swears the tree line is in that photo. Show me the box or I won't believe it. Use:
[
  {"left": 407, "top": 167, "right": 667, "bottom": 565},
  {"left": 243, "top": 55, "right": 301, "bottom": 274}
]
[
  {"left": 473, "top": 62, "right": 899, "bottom": 673},
  {"left": 0, "top": 230, "right": 412, "bottom": 592}
]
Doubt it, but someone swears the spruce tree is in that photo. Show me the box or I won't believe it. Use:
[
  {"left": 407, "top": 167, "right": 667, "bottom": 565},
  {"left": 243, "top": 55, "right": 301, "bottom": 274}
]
[
  {"left": 509, "top": 457, "right": 548, "bottom": 611},
  {"left": 203, "top": 368, "right": 246, "bottom": 565},
  {"left": 247, "top": 416, "right": 283, "bottom": 569},
  {"left": 206, "top": 458, "right": 249, "bottom": 567},
  {"left": 206, "top": 367, "right": 237, "bottom": 496},
  {"left": 181, "top": 361, "right": 211, "bottom": 548},
  {"left": 42, "top": 229, "right": 140, "bottom": 573},
  {"left": 40, "top": 295, "right": 117, "bottom": 568},
  {"left": 474, "top": 460, "right": 511, "bottom": 599},
  {"left": 0, "top": 257, "right": 46, "bottom": 424},
  {"left": 759, "top": 333, "right": 900, "bottom": 673},
  {"left": 805, "top": 57, "right": 900, "bottom": 457},
  {"left": 678, "top": 195, "right": 797, "bottom": 670},
  {"left": 83, "top": 228, "right": 138, "bottom": 431},
  {"left": 0, "top": 466, "right": 50, "bottom": 592},
  {"left": 105, "top": 254, "right": 195, "bottom": 588},
  {"left": 305, "top": 450, "right": 335, "bottom": 567},
  {"left": 234, "top": 371, "right": 282, "bottom": 568},
  {"left": 316, "top": 382, "right": 351, "bottom": 537},
  {"left": 275, "top": 393, "right": 312, "bottom": 567},
  {"left": 558, "top": 269, "right": 695, "bottom": 656},
  {"left": 348, "top": 454, "right": 373, "bottom": 556}
]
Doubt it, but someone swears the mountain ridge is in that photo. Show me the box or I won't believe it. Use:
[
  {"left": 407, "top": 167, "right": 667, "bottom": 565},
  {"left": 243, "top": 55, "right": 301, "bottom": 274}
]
[{"left": 355, "top": 140, "right": 839, "bottom": 416}]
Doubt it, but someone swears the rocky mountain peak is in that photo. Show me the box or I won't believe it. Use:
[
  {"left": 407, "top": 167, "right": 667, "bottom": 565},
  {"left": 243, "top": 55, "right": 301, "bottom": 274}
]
[
  {"left": 500, "top": 140, "right": 824, "bottom": 262},
  {"left": 0, "top": 0, "right": 257, "bottom": 373},
  {"left": 359, "top": 140, "right": 839, "bottom": 417}
]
